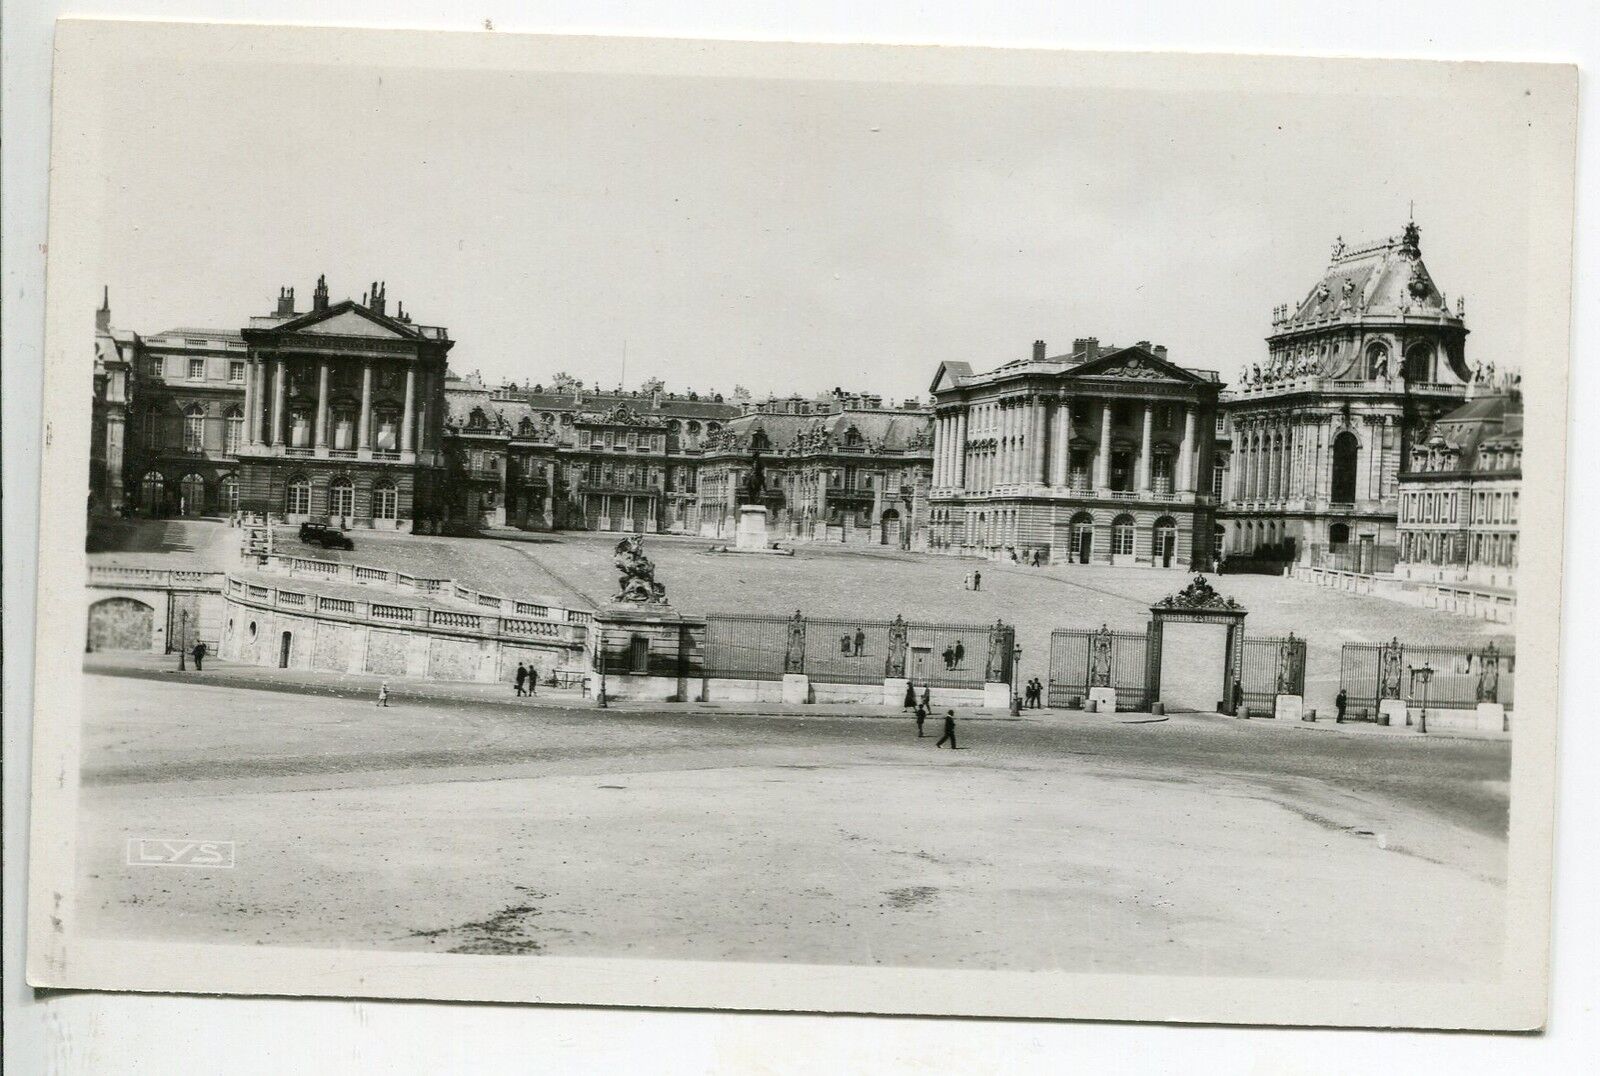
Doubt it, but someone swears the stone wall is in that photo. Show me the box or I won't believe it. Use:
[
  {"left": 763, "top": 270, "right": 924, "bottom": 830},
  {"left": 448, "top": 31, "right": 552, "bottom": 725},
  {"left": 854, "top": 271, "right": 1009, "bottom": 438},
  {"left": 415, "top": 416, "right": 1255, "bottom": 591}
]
[
  {"left": 87, "top": 597, "right": 157, "bottom": 652},
  {"left": 365, "top": 629, "right": 410, "bottom": 676}
]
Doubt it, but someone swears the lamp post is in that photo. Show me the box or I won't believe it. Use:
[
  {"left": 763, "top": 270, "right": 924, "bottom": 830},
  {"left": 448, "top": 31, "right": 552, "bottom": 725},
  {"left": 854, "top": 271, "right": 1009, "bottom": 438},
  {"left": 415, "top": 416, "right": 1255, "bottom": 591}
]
[
  {"left": 1010, "top": 643, "right": 1023, "bottom": 716},
  {"left": 1413, "top": 663, "right": 1433, "bottom": 734},
  {"left": 177, "top": 608, "right": 188, "bottom": 671}
]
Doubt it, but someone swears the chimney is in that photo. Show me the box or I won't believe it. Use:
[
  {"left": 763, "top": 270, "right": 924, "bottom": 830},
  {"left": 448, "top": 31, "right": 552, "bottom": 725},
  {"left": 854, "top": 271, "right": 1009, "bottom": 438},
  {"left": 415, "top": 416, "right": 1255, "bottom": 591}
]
[
  {"left": 1153, "top": 345, "right": 1168, "bottom": 362},
  {"left": 95, "top": 285, "right": 110, "bottom": 331},
  {"left": 275, "top": 286, "right": 296, "bottom": 318},
  {"left": 1136, "top": 340, "right": 1151, "bottom": 352},
  {"left": 371, "top": 280, "right": 387, "bottom": 316},
  {"left": 1084, "top": 337, "right": 1099, "bottom": 362},
  {"left": 313, "top": 274, "right": 330, "bottom": 313},
  {"left": 1032, "top": 340, "right": 1046, "bottom": 362}
]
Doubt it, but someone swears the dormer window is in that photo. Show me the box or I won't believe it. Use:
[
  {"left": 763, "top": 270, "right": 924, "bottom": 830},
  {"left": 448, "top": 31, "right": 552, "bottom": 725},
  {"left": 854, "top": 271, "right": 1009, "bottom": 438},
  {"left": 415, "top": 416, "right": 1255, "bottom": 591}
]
[{"left": 467, "top": 408, "right": 489, "bottom": 430}]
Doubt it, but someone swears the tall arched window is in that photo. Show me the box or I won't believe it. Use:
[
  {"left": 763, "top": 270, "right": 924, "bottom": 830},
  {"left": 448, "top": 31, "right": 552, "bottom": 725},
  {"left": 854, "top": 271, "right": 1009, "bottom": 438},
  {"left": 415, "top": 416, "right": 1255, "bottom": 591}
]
[
  {"left": 286, "top": 475, "right": 311, "bottom": 515},
  {"left": 374, "top": 410, "right": 399, "bottom": 451},
  {"left": 140, "top": 470, "right": 164, "bottom": 515},
  {"left": 144, "top": 405, "right": 162, "bottom": 450},
  {"left": 333, "top": 409, "right": 356, "bottom": 449},
  {"left": 218, "top": 473, "right": 239, "bottom": 513},
  {"left": 224, "top": 406, "right": 244, "bottom": 455},
  {"left": 1331, "top": 431, "right": 1360, "bottom": 504},
  {"left": 179, "top": 473, "right": 206, "bottom": 516},
  {"left": 1329, "top": 521, "right": 1351, "bottom": 547},
  {"left": 183, "top": 404, "right": 206, "bottom": 452},
  {"left": 373, "top": 482, "right": 398, "bottom": 521},
  {"left": 1151, "top": 450, "right": 1174, "bottom": 496},
  {"left": 329, "top": 477, "right": 354, "bottom": 518},
  {"left": 1404, "top": 343, "right": 1433, "bottom": 383},
  {"left": 1112, "top": 514, "right": 1136, "bottom": 557}
]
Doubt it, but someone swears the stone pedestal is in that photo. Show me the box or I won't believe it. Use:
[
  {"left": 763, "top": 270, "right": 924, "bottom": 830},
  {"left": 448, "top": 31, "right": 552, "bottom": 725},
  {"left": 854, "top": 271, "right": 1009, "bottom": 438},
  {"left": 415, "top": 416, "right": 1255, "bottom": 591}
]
[
  {"left": 735, "top": 505, "right": 771, "bottom": 551},
  {"left": 883, "top": 676, "right": 911, "bottom": 707},
  {"left": 1088, "top": 686, "right": 1118, "bottom": 714},
  {"left": 1274, "top": 694, "right": 1304, "bottom": 722},
  {"left": 1475, "top": 702, "right": 1507, "bottom": 732},
  {"left": 982, "top": 682, "right": 1012, "bottom": 710},
  {"left": 1379, "top": 698, "right": 1409, "bottom": 728},
  {"left": 782, "top": 673, "right": 811, "bottom": 704}
]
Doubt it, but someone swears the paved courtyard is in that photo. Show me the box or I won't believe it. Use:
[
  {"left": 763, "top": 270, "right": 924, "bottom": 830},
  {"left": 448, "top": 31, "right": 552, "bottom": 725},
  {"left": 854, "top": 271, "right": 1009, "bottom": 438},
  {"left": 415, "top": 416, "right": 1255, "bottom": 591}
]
[{"left": 75, "top": 672, "right": 1508, "bottom": 980}]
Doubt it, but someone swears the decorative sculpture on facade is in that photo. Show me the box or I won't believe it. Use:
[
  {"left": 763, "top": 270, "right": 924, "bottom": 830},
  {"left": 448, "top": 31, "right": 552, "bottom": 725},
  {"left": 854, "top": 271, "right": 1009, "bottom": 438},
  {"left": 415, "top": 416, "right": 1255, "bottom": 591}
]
[
  {"left": 611, "top": 534, "right": 667, "bottom": 604},
  {"left": 1153, "top": 574, "right": 1243, "bottom": 612}
]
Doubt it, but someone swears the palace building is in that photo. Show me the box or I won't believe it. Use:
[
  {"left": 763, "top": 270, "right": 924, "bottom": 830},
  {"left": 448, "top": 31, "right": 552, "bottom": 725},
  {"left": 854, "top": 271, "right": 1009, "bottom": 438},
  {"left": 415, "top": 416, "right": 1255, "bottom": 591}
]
[
  {"left": 927, "top": 338, "right": 1222, "bottom": 568},
  {"left": 1392, "top": 386, "right": 1521, "bottom": 622},
  {"left": 1217, "top": 221, "right": 1472, "bottom": 572},
  {"left": 90, "top": 289, "right": 137, "bottom": 514}
]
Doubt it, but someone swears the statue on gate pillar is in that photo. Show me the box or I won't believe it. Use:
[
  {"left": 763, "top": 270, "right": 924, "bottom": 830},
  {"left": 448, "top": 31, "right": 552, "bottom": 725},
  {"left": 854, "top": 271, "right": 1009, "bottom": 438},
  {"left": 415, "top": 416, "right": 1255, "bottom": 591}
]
[
  {"left": 1378, "top": 636, "right": 1404, "bottom": 699},
  {"left": 1089, "top": 624, "right": 1114, "bottom": 687},
  {"left": 784, "top": 610, "right": 806, "bottom": 673},
  {"left": 1476, "top": 641, "right": 1501, "bottom": 703},
  {"left": 885, "top": 615, "right": 909, "bottom": 678},
  {"left": 985, "top": 620, "right": 1013, "bottom": 683},
  {"left": 1276, "top": 632, "right": 1303, "bottom": 693}
]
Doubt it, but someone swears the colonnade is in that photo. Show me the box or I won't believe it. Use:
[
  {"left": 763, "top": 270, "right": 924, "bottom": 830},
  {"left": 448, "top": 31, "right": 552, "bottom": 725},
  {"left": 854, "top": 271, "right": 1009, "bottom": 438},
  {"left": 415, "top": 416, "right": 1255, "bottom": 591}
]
[
  {"left": 242, "top": 354, "right": 426, "bottom": 454},
  {"left": 932, "top": 395, "right": 1201, "bottom": 496}
]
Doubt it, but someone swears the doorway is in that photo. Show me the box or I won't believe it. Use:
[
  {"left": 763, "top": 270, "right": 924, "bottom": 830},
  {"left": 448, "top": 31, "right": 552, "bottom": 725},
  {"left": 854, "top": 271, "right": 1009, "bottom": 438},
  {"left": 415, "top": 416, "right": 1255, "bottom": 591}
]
[
  {"left": 279, "top": 631, "right": 293, "bottom": 669},
  {"left": 1154, "top": 518, "right": 1177, "bottom": 568},
  {"left": 1158, "top": 621, "right": 1230, "bottom": 712}
]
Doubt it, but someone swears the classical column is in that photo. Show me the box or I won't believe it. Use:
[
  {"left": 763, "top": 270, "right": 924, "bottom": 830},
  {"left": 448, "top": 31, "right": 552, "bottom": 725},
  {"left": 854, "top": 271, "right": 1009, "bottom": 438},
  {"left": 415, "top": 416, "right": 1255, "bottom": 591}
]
[
  {"left": 952, "top": 411, "right": 967, "bottom": 489},
  {"left": 1052, "top": 398, "right": 1072, "bottom": 487},
  {"left": 314, "top": 359, "right": 330, "bottom": 448},
  {"left": 933, "top": 417, "right": 946, "bottom": 487},
  {"left": 1033, "top": 397, "right": 1049, "bottom": 485},
  {"left": 1179, "top": 405, "right": 1196, "bottom": 492},
  {"left": 1138, "top": 401, "right": 1154, "bottom": 492},
  {"left": 242, "top": 357, "right": 257, "bottom": 446},
  {"left": 270, "top": 358, "right": 286, "bottom": 447},
  {"left": 401, "top": 363, "right": 417, "bottom": 452},
  {"left": 1096, "top": 401, "right": 1113, "bottom": 489},
  {"left": 358, "top": 362, "right": 373, "bottom": 450}
]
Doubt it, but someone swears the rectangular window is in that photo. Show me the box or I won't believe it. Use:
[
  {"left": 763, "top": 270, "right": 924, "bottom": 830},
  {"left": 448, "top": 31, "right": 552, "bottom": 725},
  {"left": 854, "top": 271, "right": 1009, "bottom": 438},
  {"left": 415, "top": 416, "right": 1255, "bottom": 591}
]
[
  {"left": 1212, "top": 461, "right": 1225, "bottom": 499},
  {"left": 183, "top": 411, "right": 204, "bottom": 452},
  {"left": 188, "top": 357, "right": 205, "bottom": 380},
  {"left": 149, "top": 358, "right": 164, "bottom": 378},
  {"left": 229, "top": 360, "right": 245, "bottom": 382}
]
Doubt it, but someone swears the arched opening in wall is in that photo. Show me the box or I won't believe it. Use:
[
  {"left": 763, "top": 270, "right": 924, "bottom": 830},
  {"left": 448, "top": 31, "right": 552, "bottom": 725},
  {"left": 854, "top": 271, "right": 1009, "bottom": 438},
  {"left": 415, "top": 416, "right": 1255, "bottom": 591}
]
[
  {"left": 1151, "top": 450, "right": 1175, "bottom": 496},
  {"left": 879, "top": 507, "right": 901, "bottom": 546},
  {"left": 1365, "top": 343, "right": 1390, "bottom": 379},
  {"left": 1404, "top": 343, "right": 1433, "bottom": 383},
  {"left": 224, "top": 406, "right": 244, "bottom": 455},
  {"left": 286, "top": 475, "right": 311, "bottom": 517},
  {"left": 183, "top": 403, "right": 206, "bottom": 453},
  {"left": 179, "top": 473, "right": 206, "bottom": 517},
  {"left": 1071, "top": 511, "right": 1094, "bottom": 564},
  {"left": 219, "top": 473, "right": 239, "bottom": 514},
  {"left": 1329, "top": 521, "right": 1351, "bottom": 549},
  {"left": 279, "top": 631, "right": 293, "bottom": 669},
  {"left": 1330, "top": 431, "right": 1360, "bottom": 505},
  {"left": 373, "top": 482, "right": 398, "bottom": 523},
  {"left": 329, "top": 477, "right": 355, "bottom": 522},
  {"left": 1111, "top": 514, "right": 1136, "bottom": 559},
  {"left": 140, "top": 470, "right": 165, "bottom": 516},
  {"left": 1153, "top": 516, "right": 1178, "bottom": 568},
  {"left": 86, "top": 597, "right": 155, "bottom": 652}
]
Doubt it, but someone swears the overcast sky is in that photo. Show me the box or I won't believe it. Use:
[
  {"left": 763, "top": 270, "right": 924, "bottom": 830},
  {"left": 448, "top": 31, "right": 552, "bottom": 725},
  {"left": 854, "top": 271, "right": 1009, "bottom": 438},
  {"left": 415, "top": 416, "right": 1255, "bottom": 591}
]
[{"left": 92, "top": 49, "right": 1539, "bottom": 400}]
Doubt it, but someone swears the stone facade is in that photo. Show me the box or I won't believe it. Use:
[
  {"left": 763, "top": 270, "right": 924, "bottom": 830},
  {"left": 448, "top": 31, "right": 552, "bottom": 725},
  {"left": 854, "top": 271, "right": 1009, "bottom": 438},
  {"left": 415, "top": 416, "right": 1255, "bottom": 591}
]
[
  {"left": 1217, "top": 223, "right": 1472, "bottom": 570},
  {"left": 928, "top": 338, "right": 1221, "bottom": 568}
]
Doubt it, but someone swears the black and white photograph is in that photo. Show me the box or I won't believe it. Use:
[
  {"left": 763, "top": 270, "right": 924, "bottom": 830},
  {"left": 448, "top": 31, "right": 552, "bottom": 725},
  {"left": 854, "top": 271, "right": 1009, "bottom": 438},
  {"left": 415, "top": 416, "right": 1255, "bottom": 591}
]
[{"left": 22, "top": 19, "right": 1577, "bottom": 1031}]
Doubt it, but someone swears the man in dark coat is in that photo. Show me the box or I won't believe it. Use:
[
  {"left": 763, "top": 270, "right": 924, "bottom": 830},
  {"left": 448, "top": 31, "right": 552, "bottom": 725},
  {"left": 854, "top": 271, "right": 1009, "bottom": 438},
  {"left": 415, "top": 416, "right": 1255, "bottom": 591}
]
[
  {"left": 920, "top": 684, "right": 931, "bottom": 710},
  {"left": 914, "top": 702, "right": 928, "bottom": 737},
  {"left": 514, "top": 663, "right": 528, "bottom": 697},
  {"left": 936, "top": 710, "right": 958, "bottom": 749},
  {"left": 191, "top": 641, "right": 207, "bottom": 671},
  {"left": 854, "top": 628, "right": 866, "bottom": 657},
  {"left": 972, "top": 570, "right": 982, "bottom": 591},
  {"left": 1335, "top": 688, "right": 1348, "bottom": 723},
  {"left": 953, "top": 640, "right": 966, "bottom": 668}
]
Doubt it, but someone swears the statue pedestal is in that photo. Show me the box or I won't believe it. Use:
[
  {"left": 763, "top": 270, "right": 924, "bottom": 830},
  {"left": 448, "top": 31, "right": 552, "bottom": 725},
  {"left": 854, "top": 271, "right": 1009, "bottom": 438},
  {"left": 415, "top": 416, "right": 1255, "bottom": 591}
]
[
  {"left": 782, "top": 673, "right": 811, "bottom": 704},
  {"left": 1475, "top": 702, "right": 1507, "bottom": 732},
  {"left": 735, "top": 505, "right": 771, "bottom": 550},
  {"left": 1379, "top": 698, "right": 1410, "bottom": 728},
  {"left": 1088, "top": 686, "right": 1118, "bottom": 714},
  {"left": 1274, "top": 694, "right": 1304, "bottom": 722},
  {"left": 883, "top": 676, "right": 910, "bottom": 707},
  {"left": 591, "top": 604, "right": 706, "bottom": 703}
]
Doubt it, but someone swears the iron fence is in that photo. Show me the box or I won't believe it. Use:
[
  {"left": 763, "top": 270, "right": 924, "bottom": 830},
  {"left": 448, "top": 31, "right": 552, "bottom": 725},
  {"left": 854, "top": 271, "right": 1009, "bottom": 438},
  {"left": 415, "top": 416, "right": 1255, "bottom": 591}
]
[
  {"left": 1047, "top": 627, "right": 1153, "bottom": 711},
  {"left": 1339, "top": 640, "right": 1513, "bottom": 719},
  {"left": 703, "top": 612, "right": 1005, "bottom": 688},
  {"left": 1238, "top": 635, "right": 1307, "bottom": 718}
]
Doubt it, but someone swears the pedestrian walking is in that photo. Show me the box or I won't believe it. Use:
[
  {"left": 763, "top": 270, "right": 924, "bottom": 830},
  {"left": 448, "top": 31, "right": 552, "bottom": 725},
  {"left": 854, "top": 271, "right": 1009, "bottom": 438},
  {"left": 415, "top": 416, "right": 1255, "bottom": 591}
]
[
  {"left": 840, "top": 633, "right": 851, "bottom": 655},
  {"left": 514, "top": 662, "right": 528, "bottom": 697},
  {"left": 904, "top": 680, "right": 917, "bottom": 708},
  {"left": 1232, "top": 680, "right": 1244, "bottom": 714},
  {"left": 920, "top": 684, "right": 931, "bottom": 710},
  {"left": 953, "top": 639, "right": 966, "bottom": 667},
  {"left": 971, "top": 570, "right": 981, "bottom": 592},
  {"left": 915, "top": 702, "right": 928, "bottom": 737},
  {"left": 376, "top": 681, "right": 390, "bottom": 707},
  {"left": 854, "top": 628, "right": 866, "bottom": 657},
  {"left": 936, "top": 709, "right": 958, "bottom": 749},
  {"left": 1335, "top": 687, "right": 1348, "bottom": 723},
  {"left": 941, "top": 645, "right": 955, "bottom": 670},
  {"left": 191, "top": 641, "right": 207, "bottom": 671}
]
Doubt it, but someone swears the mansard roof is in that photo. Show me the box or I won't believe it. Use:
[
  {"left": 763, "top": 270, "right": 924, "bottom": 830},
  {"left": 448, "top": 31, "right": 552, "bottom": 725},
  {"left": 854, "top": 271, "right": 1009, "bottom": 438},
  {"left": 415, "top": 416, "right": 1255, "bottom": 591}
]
[
  {"left": 716, "top": 409, "right": 932, "bottom": 454},
  {"left": 1277, "top": 222, "right": 1465, "bottom": 331}
]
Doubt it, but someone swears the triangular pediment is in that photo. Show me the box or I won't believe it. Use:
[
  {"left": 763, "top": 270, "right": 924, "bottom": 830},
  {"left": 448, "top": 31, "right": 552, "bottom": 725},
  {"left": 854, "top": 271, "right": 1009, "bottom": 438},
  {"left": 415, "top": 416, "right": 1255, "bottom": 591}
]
[
  {"left": 1068, "top": 346, "right": 1206, "bottom": 385},
  {"left": 293, "top": 308, "right": 410, "bottom": 339},
  {"left": 929, "top": 361, "right": 973, "bottom": 394}
]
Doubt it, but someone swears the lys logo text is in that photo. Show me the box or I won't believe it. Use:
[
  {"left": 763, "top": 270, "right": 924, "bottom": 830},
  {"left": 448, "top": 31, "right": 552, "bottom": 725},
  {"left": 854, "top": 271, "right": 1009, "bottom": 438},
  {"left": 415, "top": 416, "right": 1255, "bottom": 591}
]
[{"left": 126, "top": 838, "right": 236, "bottom": 869}]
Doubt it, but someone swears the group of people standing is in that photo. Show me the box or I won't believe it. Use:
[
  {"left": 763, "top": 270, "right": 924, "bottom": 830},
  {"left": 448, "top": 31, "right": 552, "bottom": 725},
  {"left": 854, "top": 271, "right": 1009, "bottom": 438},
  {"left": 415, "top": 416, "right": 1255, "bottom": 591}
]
[
  {"left": 1020, "top": 677, "right": 1046, "bottom": 708},
  {"left": 513, "top": 663, "right": 540, "bottom": 697}
]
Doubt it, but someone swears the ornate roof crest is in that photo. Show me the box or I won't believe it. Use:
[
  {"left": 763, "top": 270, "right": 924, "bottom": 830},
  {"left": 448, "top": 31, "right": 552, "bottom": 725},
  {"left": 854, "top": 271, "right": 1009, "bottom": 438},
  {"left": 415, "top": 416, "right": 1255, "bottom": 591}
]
[{"left": 1154, "top": 574, "right": 1244, "bottom": 612}]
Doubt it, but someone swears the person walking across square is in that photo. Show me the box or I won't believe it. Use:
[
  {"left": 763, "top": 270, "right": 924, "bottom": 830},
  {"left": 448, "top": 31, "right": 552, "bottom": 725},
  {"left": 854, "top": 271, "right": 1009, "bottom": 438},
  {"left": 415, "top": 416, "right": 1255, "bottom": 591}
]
[
  {"left": 915, "top": 702, "right": 928, "bottom": 737},
  {"left": 936, "top": 710, "right": 958, "bottom": 749},
  {"left": 191, "top": 641, "right": 207, "bottom": 671},
  {"left": 920, "top": 684, "right": 931, "bottom": 711},
  {"left": 972, "top": 570, "right": 982, "bottom": 591},
  {"left": 854, "top": 628, "right": 866, "bottom": 657},
  {"left": 514, "top": 663, "right": 528, "bottom": 697},
  {"left": 376, "top": 681, "right": 390, "bottom": 707}
]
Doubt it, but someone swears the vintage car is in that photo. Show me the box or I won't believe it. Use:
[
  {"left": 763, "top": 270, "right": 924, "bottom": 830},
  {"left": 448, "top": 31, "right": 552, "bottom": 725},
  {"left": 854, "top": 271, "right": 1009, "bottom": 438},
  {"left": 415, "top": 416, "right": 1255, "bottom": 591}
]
[{"left": 297, "top": 521, "right": 355, "bottom": 550}]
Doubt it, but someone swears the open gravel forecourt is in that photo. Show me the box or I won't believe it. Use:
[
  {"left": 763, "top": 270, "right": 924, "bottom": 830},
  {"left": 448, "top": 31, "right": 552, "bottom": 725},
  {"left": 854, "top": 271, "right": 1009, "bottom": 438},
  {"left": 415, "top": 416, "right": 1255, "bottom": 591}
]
[{"left": 77, "top": 674, "right": 1508, "bottom": 980}]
